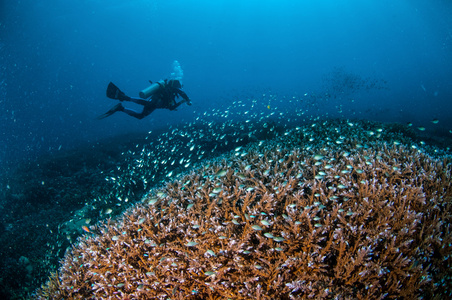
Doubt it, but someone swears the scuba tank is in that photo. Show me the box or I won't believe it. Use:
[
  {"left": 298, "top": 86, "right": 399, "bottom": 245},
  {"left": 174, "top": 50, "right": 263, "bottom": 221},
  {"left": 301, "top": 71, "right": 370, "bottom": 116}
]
[{"left": 139, "top": 80, "right": 165, "bottom": 99}]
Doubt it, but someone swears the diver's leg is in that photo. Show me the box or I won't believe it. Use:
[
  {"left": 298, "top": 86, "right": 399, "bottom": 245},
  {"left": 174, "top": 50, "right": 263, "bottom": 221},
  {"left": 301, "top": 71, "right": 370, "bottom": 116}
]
[
  {"left": 122, "top": 106, "right": 155, "bottom": 120},
  {"left": 128, "top": 97, "right": 150, "bottom": 106},
  {"left": 122, "top": 108, "right": 146, "bottom": 119}
]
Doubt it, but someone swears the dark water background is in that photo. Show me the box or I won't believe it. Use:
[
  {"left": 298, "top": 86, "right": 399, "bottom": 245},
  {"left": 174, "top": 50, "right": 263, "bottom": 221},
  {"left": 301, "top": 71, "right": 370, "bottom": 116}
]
[
  {"left": 1, "top": 0, "right": 451, "bottom": 169},
  {"left": 1, "top": 0, "right": 452, "bottom": 298}
]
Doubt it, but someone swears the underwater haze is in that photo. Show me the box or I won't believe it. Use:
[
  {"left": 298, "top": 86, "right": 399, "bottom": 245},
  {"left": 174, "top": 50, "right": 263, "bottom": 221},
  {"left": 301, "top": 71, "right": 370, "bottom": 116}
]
[
  {"left": 1, "top": 0, "right": 452, "bottom": 167},
  {"left": 1, "top": 0, "right": 452, "bottom": 298}
]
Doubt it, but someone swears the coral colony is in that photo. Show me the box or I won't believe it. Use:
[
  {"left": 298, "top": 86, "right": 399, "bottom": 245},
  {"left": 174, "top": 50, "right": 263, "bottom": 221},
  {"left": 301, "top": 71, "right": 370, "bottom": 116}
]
[{"left": 37, "top": 120, "right": 451, "bottom": 299}]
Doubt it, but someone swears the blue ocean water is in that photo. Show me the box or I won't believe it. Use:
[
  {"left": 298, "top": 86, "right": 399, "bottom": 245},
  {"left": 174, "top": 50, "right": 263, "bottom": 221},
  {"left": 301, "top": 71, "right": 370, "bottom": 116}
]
[
  {"left": 1, "top": 0, "right": 451, "bottom": 167},
  {"left": 1, "top": 0, "right": 452, "bottom": 298}
]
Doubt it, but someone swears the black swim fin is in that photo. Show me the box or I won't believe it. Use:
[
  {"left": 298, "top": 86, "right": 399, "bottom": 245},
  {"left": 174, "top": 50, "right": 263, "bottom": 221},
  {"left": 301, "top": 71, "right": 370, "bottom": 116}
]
[
  {"left": 97, "top": 103, "right": 124, "bottom": 120},
  {"left": 106, "top": 82, "right": 130, "bottom": 101}
]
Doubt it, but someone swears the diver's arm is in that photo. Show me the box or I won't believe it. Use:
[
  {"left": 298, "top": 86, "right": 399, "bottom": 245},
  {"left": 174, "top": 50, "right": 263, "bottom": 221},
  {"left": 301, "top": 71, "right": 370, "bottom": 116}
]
[
  {"left": 176, "top": 89, "right": 192, "bottom": 106},
  {"left": 176, "top": 89, "right": 190, "bottom": 102},
  {"left": 168, "top": 88, "right": 191, "bottom": 110},
  {"left": 170, "top": 100, "right": 186, "bottom": 111}
]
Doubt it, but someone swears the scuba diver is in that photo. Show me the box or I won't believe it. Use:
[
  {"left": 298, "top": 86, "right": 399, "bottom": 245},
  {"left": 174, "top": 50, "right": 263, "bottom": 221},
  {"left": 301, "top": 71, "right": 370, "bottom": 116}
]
[{"left": 98, "top": 79, "right": 192, "bottom": 120}]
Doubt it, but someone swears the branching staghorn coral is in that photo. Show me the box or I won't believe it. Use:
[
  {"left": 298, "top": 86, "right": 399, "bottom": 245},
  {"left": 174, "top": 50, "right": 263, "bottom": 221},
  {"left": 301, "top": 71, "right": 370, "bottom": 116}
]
[{"left": 37, "top": 121, "right": 452, "bottom": 299}]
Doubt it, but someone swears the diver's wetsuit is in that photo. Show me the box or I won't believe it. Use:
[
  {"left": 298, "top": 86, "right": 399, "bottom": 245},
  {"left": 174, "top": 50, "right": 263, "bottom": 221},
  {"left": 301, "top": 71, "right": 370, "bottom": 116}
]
[
  {"left": 123, "top": 85, "right": 190, "bottom": 119},
  {"left": 99, "top": 79, "right": 191, "bottom": 120}
]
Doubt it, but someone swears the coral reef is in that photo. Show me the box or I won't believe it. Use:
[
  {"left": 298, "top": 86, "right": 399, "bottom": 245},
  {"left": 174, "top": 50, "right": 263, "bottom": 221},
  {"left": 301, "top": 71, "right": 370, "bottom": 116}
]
[
  {"left": 0, "top": 119, "right": 282, "bottom": 299},
  {"left": 37, "top": 120, "right": 452, "bottom": 299}
]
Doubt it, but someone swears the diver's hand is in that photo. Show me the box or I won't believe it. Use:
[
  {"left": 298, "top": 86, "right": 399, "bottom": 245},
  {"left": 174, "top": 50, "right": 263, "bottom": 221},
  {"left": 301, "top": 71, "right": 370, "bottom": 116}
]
[{"left": 186, "top": 99, "right": 192, "bottom": 106}]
